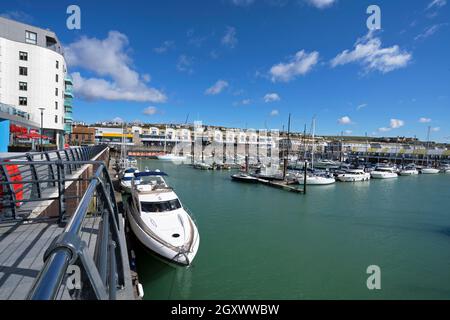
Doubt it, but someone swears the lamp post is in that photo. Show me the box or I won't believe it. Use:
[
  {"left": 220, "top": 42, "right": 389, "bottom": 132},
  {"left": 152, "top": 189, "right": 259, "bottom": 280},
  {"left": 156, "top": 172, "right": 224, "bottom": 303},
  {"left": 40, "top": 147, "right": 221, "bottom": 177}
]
[{"left": 38, "top": 107, "right": 45, "bottom": 154}]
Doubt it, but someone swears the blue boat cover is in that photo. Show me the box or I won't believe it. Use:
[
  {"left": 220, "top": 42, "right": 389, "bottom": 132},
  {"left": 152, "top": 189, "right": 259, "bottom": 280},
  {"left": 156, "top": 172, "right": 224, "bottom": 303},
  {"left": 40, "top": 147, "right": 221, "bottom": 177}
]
[{"left": 134, "top": 171, "right": 168, "bottom": 177}]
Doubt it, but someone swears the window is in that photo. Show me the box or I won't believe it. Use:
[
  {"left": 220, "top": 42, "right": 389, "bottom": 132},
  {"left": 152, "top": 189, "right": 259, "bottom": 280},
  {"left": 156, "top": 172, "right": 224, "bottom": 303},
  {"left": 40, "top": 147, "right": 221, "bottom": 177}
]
[
  {"left": 55, "top": 101, "right": 58, "bottom": 110},
  {"left": 55, "top": 74, "right": 58, "bottom": 82},
  {"left": 19, "top": 51, "right": 28, "bottom": 61},
  {"left": 25, "top": 31, "right": 37, "bottom": 45},
  {"left": 19, "top": 97, "right": 27, "bottom": 106},
  {"left": 56, "top": 61, "right": 59, "bottom": 69},
  {"left": 55, "top": 115, "right": 58, "bottom": 123},
  {"left": 55, "top": 88, "right": 58, "bottom": 96},
  {"left": 140, "top": 200, "right": 182, "bottom": 213},
  {"left": 19, "top": 67, "right": 28, "bottom": 76},
  {"left": 19, "top": 82, "right": 27, "bottom": 91}
]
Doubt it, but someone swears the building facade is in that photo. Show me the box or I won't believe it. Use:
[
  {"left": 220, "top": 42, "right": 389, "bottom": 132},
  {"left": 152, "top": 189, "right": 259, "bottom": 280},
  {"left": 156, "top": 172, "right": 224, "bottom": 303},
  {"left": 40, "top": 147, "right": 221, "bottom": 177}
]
[
  {"left": 71, "top": 125, "right": 95, "bottom": 146},
  {"left": 0, "top": 17, "right": 68, "bottom": 150},
  {"left": 64, "top": 75, "right": 74, "bottom": 135}
]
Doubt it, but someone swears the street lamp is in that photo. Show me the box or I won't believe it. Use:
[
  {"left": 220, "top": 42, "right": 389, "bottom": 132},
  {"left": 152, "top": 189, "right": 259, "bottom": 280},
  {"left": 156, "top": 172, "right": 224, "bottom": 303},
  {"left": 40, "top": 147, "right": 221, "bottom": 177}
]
[{"left": 38, "top": 107, "right": 45, "bottom": 153}]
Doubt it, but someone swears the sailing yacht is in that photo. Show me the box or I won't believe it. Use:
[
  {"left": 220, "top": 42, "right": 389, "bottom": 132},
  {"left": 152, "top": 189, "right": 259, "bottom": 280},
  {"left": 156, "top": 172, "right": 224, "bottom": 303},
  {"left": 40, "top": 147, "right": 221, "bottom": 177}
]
[
  {"left": 300, "top": 118, "right": 335, "bottom": 185},
  {"left": 421, "top": 126, "right": 440, "bottom": 174},
  {"left": 127, "top": 171, "right": 200, "bottom": 266}
]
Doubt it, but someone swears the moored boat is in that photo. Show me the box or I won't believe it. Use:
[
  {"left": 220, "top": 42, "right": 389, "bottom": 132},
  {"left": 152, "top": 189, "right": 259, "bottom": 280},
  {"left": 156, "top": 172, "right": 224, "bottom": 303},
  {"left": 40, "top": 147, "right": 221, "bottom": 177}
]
[
  {"left": 370, "top": 166, "right": 398, "bottom": 179},
  {"left": 337, "top": 169, "right": 370, "bottom": 182},
  {"left": 127, "top": 171, "right": 200, "bottom": 267}
]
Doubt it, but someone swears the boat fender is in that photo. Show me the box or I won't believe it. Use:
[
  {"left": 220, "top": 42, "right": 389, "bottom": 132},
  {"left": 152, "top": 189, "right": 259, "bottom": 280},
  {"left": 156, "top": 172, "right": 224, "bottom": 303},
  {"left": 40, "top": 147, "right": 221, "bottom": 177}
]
[{"left": 137, "top": 283, "right": 144, "bottom": 298}]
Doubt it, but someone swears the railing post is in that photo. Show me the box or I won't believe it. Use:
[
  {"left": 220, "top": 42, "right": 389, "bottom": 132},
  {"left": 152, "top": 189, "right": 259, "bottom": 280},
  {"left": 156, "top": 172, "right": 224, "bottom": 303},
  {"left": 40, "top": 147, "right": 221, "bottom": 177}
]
[
  {"left": 44, "top": 152, "right": 56, "bottom": 187},
  {"left": 56, "top": 161, "right": 66, "bottom": 224},
  {"left": 63, "top": 149, "right": 72, "bottom": 174},
  {"left": 0, "top": 163, "right": 17, "bottom": 219},
  {"left": 26, "top": 153, "right": 41, "bottom": 198}
]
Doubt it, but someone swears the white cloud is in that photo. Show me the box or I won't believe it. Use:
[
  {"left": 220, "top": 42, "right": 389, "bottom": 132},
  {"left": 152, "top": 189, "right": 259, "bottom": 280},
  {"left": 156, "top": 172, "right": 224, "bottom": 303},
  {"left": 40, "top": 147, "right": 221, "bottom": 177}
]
[
  {"left": 415, "top": 24, "right": 448, "bottom": 41},
  {"left": 378, "top": 118, "right": 405, "bottom": 132},
  {"left": 222, "top": 26, "right": 238, "bottom": 48},
  {"left": 306, "top": 0, "right": 337, "bottom": 9},
  {"left": 269, "top": 50, "right": 319, "bottom": 82},
  {"left": 143, "top": 106, "right": 159, "bottom": 115},
  {"left": 72, "top": 72, "right": 166, "bottom": 102},
  {"left": 230, "top": 0, "right": 255, "bottom": 6},
  {"left": 419, "top": 117, "right": 432, "bottom": 123},
  {"left": 270, "top": 109, "right": 279, "bottom": 116},
  {"left": 233, "top": 99, "right": 251, "bottom": 106},
  {"left": 112, "top": 117, "right": 124, "bottom": 123},
  {"left": 357, "top": 103, "right": 368, "bottom": 110},
  {"left": 205, "top": 80, "right": 229, "bottom": 95},
  {"left": 338, "top": 116, "right": 352, "bottom": 125},
  {"left": 431, "top": 127, "right": 441, "bottom": 132},
  {"left": 66, "top": 31, "right": 166, "bottom": 103},
  {"left": 177, "top": 55, "right": 194, "bottom": 73},
  {"left": 264, "top": 93, "right": 281, "bottom": 103},
  {"left": 153, "top": 40, "right": 174, "bottom": 53},
  {"left": 390, "top": 119, "right": 405, "bottom": 129},
  {"left": 427, "top": 0, "right": 446, "bottom": 10},
  {"left": 344, "top": 130, "right": 353, "bottom": 135},
  {"left": 331, "top": 32, "right": 412, "bottom": 74}
]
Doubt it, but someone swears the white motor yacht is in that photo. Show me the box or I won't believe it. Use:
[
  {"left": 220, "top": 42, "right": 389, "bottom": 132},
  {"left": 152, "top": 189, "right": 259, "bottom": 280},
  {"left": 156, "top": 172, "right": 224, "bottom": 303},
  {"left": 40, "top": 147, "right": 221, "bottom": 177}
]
[
  {"left": 421, "top": 167, "right": 440, "bottom": 174},
  {"left": 337, "top": 169, "right": 370, "bottom": 182},
  {"left": 399, "top": 165, "right": 419, "bottom": 176},
  {"left": 120, "top": 168, "right": 140, "bottom": 193},
  {"left": 127, "top": 171, "right": 200, "bottom": 266},
  {"left": 370, "top": 166, "right": 398, "bottom": 179}
]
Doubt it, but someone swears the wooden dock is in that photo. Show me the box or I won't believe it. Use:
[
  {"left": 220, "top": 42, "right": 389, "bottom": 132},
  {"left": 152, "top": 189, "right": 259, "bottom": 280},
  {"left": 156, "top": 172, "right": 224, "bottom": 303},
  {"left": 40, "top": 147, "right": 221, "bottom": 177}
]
[{"left": 257, "top": 179, "right": 305, "bottom": 194}]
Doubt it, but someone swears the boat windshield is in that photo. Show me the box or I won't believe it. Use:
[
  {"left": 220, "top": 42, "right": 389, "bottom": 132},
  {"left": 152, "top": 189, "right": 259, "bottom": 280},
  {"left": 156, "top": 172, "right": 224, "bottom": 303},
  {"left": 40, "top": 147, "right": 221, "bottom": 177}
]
[{"left": 141, "top": 199, "right": 181, "bottom": 212}]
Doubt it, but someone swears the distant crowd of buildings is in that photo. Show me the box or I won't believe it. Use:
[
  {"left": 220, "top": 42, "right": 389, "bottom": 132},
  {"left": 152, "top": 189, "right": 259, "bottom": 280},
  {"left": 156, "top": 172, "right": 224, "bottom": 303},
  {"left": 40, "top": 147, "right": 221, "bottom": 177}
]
[{"left": 69, "top": 121, "right": 450, "bottom": 160}]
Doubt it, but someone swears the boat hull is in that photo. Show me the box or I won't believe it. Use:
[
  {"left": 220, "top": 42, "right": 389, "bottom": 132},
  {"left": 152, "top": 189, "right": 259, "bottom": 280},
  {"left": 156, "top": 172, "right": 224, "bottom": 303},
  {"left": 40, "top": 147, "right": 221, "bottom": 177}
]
[
  {"left": 370, "top": 172, "right": 398, "bottom": 179},
  {"left": 231, "top": 174, "right": 259, "bottom": 183},
  {"left": 421, "top": 168, "right": 440, "bottom": 174},
  {"left": 127, "top": 210, "right": 200, "bottom": 267},
  {"left": 399, "top": 170, "right": 419, "bottom": 176},
  {"left": 337, "top": 174, "right": 370, "bottom": 182}
]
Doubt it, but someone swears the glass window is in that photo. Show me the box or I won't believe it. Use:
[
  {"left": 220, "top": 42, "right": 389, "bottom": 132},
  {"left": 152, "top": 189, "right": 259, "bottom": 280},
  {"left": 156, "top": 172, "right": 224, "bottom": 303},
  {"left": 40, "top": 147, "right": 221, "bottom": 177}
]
[
  {"left": 56, "top": 61, "right": 59, "bottom": 69},
  {"left": 19, "top": 97, "right": 27, "bottom": 106},
  {"left": 141, "top": 200, "right": 182, "bottom": 213},
  {"left": 55, "top": 74, "right": 59, "bottom": 82},
  {"left": 55, "top": 88, "right": 58, "bottom": 96},
  {"left": 55, "top": 115, "right": 58, "bottom": 123},
  {"left": 19, "top": 51, "right": 28, "bottom": 61},
  {"left": 55, "top": 101, "right": 58, "bottom": 110},
  {"left": 25, "top": 31, "right": 37, "bottom": 44},
  {"left": 19, "top": 66, "right": 28, "bottom": 76},
  {"left": 19, "top": 82, "right": 27, "bottom": 91}
]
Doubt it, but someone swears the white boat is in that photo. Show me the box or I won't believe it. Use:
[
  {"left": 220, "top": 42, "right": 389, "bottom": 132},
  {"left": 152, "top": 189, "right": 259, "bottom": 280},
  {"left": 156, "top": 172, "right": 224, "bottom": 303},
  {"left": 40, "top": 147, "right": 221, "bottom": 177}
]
[
  {"left": 441, "top": 164, "right": 450, "bottom": 173},
  {"left": 127, "top": 171, "right": 200, "bottom": 266},
  {"left": 370, "top": 166, "right": 398, "bottom": 179},
  {"left": 399, "top": 166, "right": 419, "bottom": 176},
  {"left": 337, "top": 169, "right": 371, "bottom": 182},
  {"left": 305, "top": 175, "right": 336, "bottom": 185},
  {"left": 421, "top": 167, "right": 440, "bottom": 174},
  {"left": 120, "top": 168, "right": 140, "bottom": 193},
  {"left": 157, "top": 154, "right": 187, "bottom": 162},
  {"left": 314, "top": 159, "right": 340, "bottom": 170}
]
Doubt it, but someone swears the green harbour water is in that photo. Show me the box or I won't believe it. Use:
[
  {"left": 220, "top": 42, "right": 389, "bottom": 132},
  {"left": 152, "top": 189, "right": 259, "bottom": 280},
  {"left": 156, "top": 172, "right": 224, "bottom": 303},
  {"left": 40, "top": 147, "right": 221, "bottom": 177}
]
[{"left": 133, "top": 160, "right": 450, "bottom": 300}]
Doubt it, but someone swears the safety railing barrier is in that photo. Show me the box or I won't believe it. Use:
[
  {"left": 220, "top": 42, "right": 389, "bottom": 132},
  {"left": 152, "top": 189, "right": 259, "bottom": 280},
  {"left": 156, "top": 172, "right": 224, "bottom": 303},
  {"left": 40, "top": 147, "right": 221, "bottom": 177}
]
[
  {"left": 0, "top": 145, "right": 108, "bottom": 222},
  {"left": 26, "top": 162, "right": 126, "bottom": 300}
]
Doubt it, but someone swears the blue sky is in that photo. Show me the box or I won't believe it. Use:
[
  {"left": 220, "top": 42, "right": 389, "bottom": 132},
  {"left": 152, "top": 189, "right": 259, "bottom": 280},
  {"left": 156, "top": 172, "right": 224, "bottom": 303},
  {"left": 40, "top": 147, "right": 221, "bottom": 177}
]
[{"left": 1, "top": 0, "right": 449, "bottom": 141}]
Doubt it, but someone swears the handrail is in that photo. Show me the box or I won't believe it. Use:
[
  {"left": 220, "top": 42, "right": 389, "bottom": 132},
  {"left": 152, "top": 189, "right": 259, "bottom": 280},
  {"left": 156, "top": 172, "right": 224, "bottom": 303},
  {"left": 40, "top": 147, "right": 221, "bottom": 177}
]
[{"left": 27, "top": 163, "right": 126, "bottom": 300}]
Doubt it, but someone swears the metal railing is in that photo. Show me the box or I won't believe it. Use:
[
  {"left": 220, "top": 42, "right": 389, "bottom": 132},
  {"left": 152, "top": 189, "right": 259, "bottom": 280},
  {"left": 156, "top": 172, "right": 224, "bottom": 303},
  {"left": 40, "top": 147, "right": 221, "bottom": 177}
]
[
  {"left": 0, "top": 145, "right": 108, "bottom": 222},
  {"left": 27, "top": 162, "right": 126, "bottom": 300}
]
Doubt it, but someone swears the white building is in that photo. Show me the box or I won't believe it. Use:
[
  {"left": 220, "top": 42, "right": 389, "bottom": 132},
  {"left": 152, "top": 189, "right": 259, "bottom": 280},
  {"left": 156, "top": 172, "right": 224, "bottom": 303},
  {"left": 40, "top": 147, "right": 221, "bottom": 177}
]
[{"left": 0, "top": 17, "right": 67, "bottom": 148}]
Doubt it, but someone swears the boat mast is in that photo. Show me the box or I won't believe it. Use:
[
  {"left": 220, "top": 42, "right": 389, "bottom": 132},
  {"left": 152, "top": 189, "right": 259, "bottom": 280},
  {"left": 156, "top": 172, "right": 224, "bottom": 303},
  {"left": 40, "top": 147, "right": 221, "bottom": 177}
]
[
  {"left": 426, "top": 126, "right": 431, "bottom": 167},
  {"left": 311, "top": 117, "right": 316, "bottom": 170}
]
